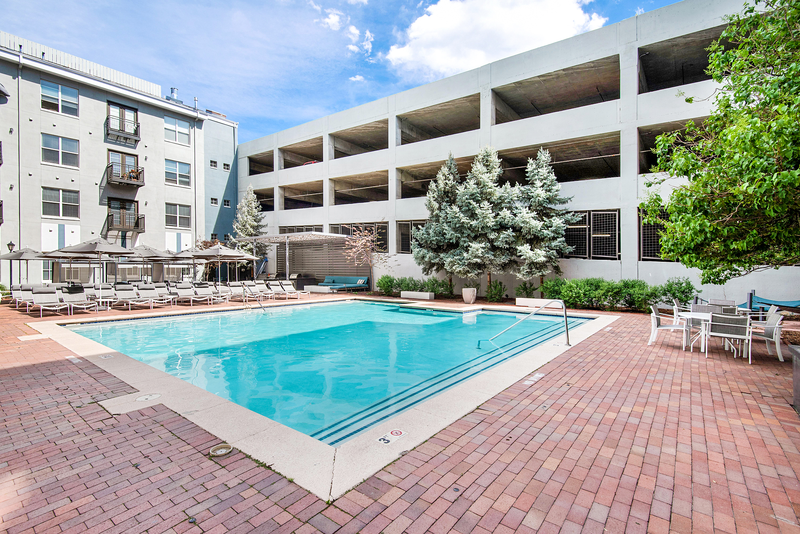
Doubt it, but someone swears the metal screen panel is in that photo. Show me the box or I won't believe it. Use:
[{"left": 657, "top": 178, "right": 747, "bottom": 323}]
[
  {"left": 591, "top": 211, "right": 619, "bottom": 259},
  {"left": 276, "top": 242, "right": 368, "bottom": 281},
  {"left": 640, "top": 209, "right": 669, "bottom": 261},
  {"left": 564, "top": 211, "right": 589, "bottom": 258}
]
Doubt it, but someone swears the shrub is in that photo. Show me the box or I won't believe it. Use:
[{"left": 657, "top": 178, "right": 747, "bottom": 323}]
[
  {"left": 486, "top": 280, "right": 507, "bottom": 302},
  {"left": 515, "top": 281, "right": 538, "bottom": 298},
  {"left": 376, "top": 275, "right": 395, "bottom": 296},
  {"left": 560, "top": 278, "right": 613, "bottom": 309},
  {"left": 396, "top": 277, "right": 424, "bottom": 292},
  {"left": 540, "top": 278, "right": 565, "bottom": 300},
  {"left": 422, "top": 278, "right": 454, "bottom": 297},
  {"left": 617, "top": 279, "right": 653, "bottom": 312},
  {"left": 661, "top": 277, "right": 700, "bottom": 306}
]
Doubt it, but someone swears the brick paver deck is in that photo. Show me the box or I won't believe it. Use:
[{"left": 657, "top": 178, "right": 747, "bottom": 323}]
[{"left": 1, "top": 299, "right": 799, "bottom": 533}]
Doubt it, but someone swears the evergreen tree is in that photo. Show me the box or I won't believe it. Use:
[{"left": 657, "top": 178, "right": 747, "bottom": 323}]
[
  {"left": 231, "top": 184, "right": 268, "bottom": 257},
  {"left": 512, "top": 149, "right": 577, "bottom": 279},
  {"left": 413, "top": 147, "right": 575, "bottom": 286},
  {"left": 412, "top": 155, "right": 463, "bottom": 277}
]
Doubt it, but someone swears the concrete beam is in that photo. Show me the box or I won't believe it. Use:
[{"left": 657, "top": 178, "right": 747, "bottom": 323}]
[
  {"left": 332, "top": 136, "right": 370, "bottom": 156},
  {"left": 492, "top": 91, "right": 520, "bottom": 125},
  {"left": 397, "top": 118, "right": 434, "bottom": 145},
  {"left": 281, "top": 150, "right": 317, "bottom": 166}
]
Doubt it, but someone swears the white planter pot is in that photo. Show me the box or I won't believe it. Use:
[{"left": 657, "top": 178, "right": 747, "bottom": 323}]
[{"left": 462, "top": 288, "right": 477, "bottom": 304}]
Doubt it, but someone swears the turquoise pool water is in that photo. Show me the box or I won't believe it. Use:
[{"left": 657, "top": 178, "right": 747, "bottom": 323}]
[{"left": 69, "top": 301, "right": 588, "bottom": 444}]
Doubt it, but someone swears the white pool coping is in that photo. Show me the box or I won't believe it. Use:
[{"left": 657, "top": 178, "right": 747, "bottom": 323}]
[{"left": 30, "top": 298, "right": 618, "bottom": 500}]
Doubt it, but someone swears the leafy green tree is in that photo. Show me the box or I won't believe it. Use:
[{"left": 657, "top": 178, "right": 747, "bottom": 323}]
[
  {"left": 231, "top": 184, "right": 268, "bottom": 257},
  {"left": 641, "top": 0, "right": 800, "bottom": 284}
]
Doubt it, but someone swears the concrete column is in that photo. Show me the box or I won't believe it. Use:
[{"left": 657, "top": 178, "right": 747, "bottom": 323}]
[
  {"left": 479, "top": 84, "right": 493, "bottom": 148},
  {"left": 275, "top": 186, "right": 285, "bottom": 211},
  {"left": 618, "top": 38, "right": 642, "bottom": 279}
]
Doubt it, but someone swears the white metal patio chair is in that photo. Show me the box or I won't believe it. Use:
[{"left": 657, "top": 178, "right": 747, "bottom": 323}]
[
  {"left": 31, "top": 286, "right": 70, "bottom": 317},
  {"left": 706, "top": 313, "right": 752, "bottom": 363},
  {"left": 751, "top": 313, "right": 784, "bottom": 362},
  {"left": 649, "top": 305, "right": 687, "bottom": 348}
]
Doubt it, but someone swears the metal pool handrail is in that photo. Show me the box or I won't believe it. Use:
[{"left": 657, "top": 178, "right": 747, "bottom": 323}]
[
  {"left": 477, "top": 299, "right": 570, "bottom": 349},
  {"left": 242, "top": 284, "right": 266, "bottom": 311}
]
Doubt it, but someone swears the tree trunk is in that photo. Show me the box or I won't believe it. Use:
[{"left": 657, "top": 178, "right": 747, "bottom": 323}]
[{"left": 487, "top": 272, "right": 492, "bottom": 287}]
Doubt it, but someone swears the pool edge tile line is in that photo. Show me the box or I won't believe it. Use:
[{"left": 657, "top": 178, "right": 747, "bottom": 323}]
[{"left": 30, "top": 303, "right": 618, "bottom": 501}]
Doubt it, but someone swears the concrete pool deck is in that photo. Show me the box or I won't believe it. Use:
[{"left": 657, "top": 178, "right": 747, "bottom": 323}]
[
  {"left": 2, "top": 295, "right": 799, "bottom": 533},
  {"left": 26, "top": 297, "right": 615, "bottom": 501}
]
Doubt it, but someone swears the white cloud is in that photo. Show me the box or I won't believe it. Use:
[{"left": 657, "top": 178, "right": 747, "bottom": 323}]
[
  {"left": 387, "top": 0, "right": 607, "bottom": 81},
  {"left": 319, "top": 9, "right": 345, "bottom": 31},
  {"left": 347, "top": 0, "right": 368, "bottom": 3},
  {"left": 308, "top": 0, "right": 321, "bottom": 13},
  {"left": 346, "top": 25, "right": 360, "bottom": 42},
  {"left": 635, "top": 6, "right": 645, "bottom": 15},
  {"left": 362, "top": 29, "right": 374, "bottom": 55},
  {"left": 349, "top": 74, "right": 365, "bottom": 81},
  {"left": 347, "top": 44, "right": 360, "bottom": 53}
]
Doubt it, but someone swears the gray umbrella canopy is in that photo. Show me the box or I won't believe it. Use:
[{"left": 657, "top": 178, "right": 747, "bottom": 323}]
[
  {"left": 191, "top": 244, "right": 245, "bottom": 260},
  {"left": 130, "top": 244, "right": 175, "bottom": 261},
  {"left": 0, "top": 247, "right": 43, "bottom": 284},
  {"left": 0, "top": 247, "right": 43, "bottom": 261},
  {"left": 58, "top": 238, "right": 135, "bottom": 256}
]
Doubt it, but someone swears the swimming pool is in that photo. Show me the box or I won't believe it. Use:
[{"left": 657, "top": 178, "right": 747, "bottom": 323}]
[{"left": 69, "top": 301, "right": 588, "bottom": 444}]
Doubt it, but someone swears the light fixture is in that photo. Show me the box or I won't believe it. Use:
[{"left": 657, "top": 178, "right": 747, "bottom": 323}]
[{"left": 7, "top": 241, "right": 15, "bottom": 253}]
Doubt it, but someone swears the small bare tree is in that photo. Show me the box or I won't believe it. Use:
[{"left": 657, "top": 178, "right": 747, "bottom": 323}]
[{"left": 343, "top": 226, "right": 389, "bottom": 291}]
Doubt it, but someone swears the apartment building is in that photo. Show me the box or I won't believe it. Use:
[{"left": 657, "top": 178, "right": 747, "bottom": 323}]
[
  {"left": 237, "top": 0, "right": 796, "bottom": 300},
  {"left": 0, "top": 31, "right": 237, "bottom": 286}
]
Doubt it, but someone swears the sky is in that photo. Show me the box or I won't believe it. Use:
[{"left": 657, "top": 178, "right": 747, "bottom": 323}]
[{"left": 3, "top": 0, "right": 682, "bottom": 142}]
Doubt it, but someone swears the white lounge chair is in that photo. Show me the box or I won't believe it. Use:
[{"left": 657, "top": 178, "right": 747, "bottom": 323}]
[
  {"left": 268, "top": 281, "right": 293, "bottom": 299},
  {"left": 113, "top": 285, "right": 153, "bottom": 310},
  {"left": 137, "top": 284, "right": 176, "bottom": 307},
  {"left": 195, "top": 284, "right": 227, "bottom": 304},
  {"left": 648, "top": 305, "right": 687, "bottom": 348},
  {"left": 253, "top": 280, "right": 275, "bottom": 299},
  {"left": 751, "top": 313, "right": 784, "bottom": 362},
  {"left": 174, "top": 283, "right": 210, "bottom": 306},
  {"left": 60, "top": 286, "right": 98, "bottom": 314},
  {"left": 243, "top": 281, "right": 271, "bottom": 301},
  {"left": 31, "top": 286, "right": 70, "bottom": 317},
  {"left": 280, "top": 280, "right": 309, "bottom": 298}
]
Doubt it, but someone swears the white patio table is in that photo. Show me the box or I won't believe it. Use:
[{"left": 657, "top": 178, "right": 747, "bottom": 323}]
[{"left": 678, "top": 311, "right": 712, "bottom": 353}]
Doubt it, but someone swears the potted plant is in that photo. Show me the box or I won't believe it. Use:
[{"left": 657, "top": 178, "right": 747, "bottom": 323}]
[{"left": 462, "top": 280, "right": 480, "bottom": 304}]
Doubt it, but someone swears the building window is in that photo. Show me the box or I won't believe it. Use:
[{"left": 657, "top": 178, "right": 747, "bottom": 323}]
[
  {"left": 223, "top": 199, "right": 231, "bottom": 208},
  {"left": 165, "top": 160, "right": 191, "bottom": 186},
  {"left": 41, "top": 80, "right": 78, "bottom": 116},
  {"left": 279, "top": 225, "right": 323, "bottom": 234},
  {"left": 42, "top": 188, "right": 80, "bottom": 218},
  {"left": 397, "top": 220, "right": 427, "bottom": 253},
  {"left": 108, "top": 102, "right": 137, "bottom": 135},
  {"left": 165, "top": 203, "right": 191, "bottom": 228},
  {"left": 210, "top": 197, "right": 219, "bottom": 206},
  {"left": 164, "top": 116, "right": 190, "bottom": 144},
  {"left": 224, "top": 233, "right": 232, "bottom": 241},
  {"left": 210, "top": 160, "right": 217, "bottom": 168},
  {"left": 42, "top": 134, "right": 79, "bottom": 167},
  {"left": 564, "top": 210, "right": 620, "bottom": 260},
  {"left": 223, "top": 163, "right": 230, "bottom": 171},
  {"left": 639, "top": 209, "right": 673, "bottom": 261},
  {"left": 42, "top": 261, "right": 53, "bottom": 282},
  {"left": 330, "top": 222, "right": 388, "bottom": 251},
  {"left": 210, "top": 233, "right": 218, "bottom": 241}
]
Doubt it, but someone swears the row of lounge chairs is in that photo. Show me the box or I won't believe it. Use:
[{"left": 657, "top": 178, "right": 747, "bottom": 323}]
[{"left": 7, "top": 280, "right": 310, "bottom": 317}]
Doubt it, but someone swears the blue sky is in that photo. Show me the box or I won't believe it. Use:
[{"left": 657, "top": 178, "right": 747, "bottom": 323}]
[{"left": 4, "top": 0, "right": 680, "bottom": 142}]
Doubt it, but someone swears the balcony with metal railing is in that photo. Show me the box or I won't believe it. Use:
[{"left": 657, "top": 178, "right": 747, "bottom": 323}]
[
  {"left": 106, "top": 163, "right": 145, "bottom": 187},
  {"left": 104, "top": 211, "right": 145, "bottom": 234},
  {"left": 105, "top": 116, "right": 141, "bottom": 142}
]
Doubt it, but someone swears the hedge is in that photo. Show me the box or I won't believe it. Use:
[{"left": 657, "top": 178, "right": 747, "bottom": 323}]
[{"left": 539, "top": 276, "right": 699, "bottom": 312}]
